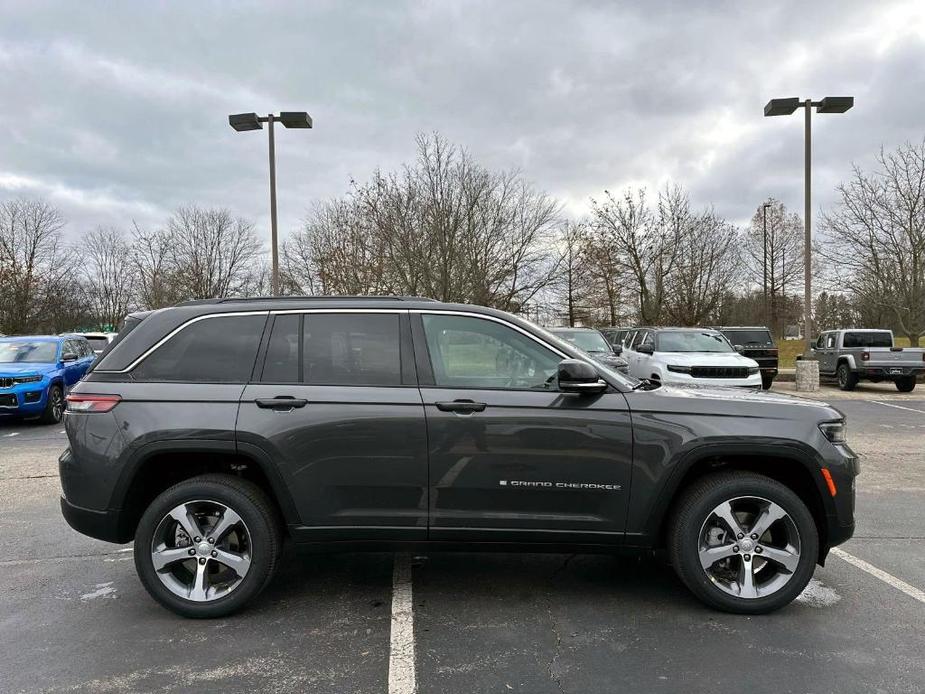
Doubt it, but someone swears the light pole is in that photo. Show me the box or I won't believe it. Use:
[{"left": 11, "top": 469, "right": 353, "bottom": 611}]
[
  {"left": 762, "top": 201, "right": 771, "bottom": 326},
  {"left": 764, "top": 96, "right": 853, "bottom": 353},
  {"left": 229, "top": 111, "right": 313, "bottom": 295}
]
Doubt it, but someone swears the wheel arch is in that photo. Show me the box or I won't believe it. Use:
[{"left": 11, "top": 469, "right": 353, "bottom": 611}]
[
  {"left": 111, "top": 441, "right": 300, "bottom": 543},
  {"left": 650, "top": 445, "right": 832, "bottom": 562}
]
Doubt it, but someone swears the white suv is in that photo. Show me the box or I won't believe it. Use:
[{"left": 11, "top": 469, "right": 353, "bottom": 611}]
[{"left": 623, "top": 327, "right": 762, "bottom": 388}]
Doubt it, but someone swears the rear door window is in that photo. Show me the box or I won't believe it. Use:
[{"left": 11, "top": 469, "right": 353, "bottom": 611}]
[
  {"left": 303, "top": 313, "right": 402, "bottom": 386},
  {"left": 133, "top": 314, "right": 267, "bottom": 383}
]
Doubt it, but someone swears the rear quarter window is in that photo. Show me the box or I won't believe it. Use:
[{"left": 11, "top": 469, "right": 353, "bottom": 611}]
[{"left": 132, "top": 314, "right": 267, "bottom": 383}]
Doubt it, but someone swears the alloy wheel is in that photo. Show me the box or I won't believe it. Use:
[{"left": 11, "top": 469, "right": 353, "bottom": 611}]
[
  {"left": 150, "top": 500, "right": 252, "bottom": 602},
  {"left": 51, "top": 388, "right": 63, "bottom": 421},
  {"left": 698, "top": 496, "right": 801, "bottom": 599}
]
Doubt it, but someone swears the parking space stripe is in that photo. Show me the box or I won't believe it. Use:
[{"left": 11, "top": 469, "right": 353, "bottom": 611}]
[
  {"left": 388, "top": 552, "right": 417, "bottom": 694},
  {"left": 831, "top": 547, "right": 925, "bottom": 604},
  {"left": 868, "top": 400, "right": 925, "bottom": 414}
]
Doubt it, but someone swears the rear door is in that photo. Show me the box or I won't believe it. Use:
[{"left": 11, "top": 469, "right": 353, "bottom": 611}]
[
  {"left": 237, "top": 310, "right": 428, "bottom": 540},
  {"left": 414, "top": 311, "right": 634, "bottom": 544}
]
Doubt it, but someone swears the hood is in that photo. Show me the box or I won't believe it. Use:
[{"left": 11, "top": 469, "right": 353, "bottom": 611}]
[
  {"left": 650, "top": 383, "right": 837, "bottom": 412},
  {"left": 658, "top": 352, "right": 759, "bottom": 368},
  {"left": 0, "top": 361, "right": 57, "bottom": 376},
  {"left": 588, "top": 351, "right": 627, "bottom": 367}
]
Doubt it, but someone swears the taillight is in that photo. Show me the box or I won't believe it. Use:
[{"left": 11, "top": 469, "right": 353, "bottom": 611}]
[
  {"left": 65, "top": 394, "right": 121, "bottom": 413},
  {"left": 861, "top": 351, "right": 870, "bottom": 361}
]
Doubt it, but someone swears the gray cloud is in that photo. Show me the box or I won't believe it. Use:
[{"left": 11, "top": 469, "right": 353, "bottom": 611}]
[{"left": 1, "top": 0, "right": 923, "bottom": 244}]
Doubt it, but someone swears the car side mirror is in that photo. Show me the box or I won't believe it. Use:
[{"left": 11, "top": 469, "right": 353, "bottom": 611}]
[
  {"left": 557, "top": 359, "right": 607, "bottom": 395},
  {"left": 637, "top": 344, "right": 654, "bottom": 355},
  {"left": 61, "top": 352, "right": 78, "bottom": 362},
  {"left": 734, "top": 344, "right": 744, "bottom": 354},
  {"left": 612, "top": 345, "right": 623, "bottom": 356}
]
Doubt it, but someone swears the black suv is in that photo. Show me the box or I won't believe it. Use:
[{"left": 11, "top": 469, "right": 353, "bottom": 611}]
[
  {"left": 60, "top": 297, "right": 857, "bottom": 617},
  {"left": 716, "top": 326, "right": 779, "bottom": 389}
]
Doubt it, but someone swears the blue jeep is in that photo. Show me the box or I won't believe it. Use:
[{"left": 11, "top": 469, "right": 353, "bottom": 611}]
[{"left": 0, "top": 335, "right": 96, "bottom": 424}]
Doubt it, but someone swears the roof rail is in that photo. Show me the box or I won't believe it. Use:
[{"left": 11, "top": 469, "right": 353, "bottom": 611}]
[{"left": 175, "top": 295, "right": 439, "bottom": 307}]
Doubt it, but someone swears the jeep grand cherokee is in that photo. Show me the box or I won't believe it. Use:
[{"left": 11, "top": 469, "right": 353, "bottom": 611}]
[{"left": 59, "top": 296, "right": 857, "bottom": 618}]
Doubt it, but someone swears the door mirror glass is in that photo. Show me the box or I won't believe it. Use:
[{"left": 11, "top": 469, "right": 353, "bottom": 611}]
[
  {"left": 557, "top": 359, "right": 606, "bottom": 394},
  {"left": 637, "top": 343, "right": 654, "bottom": 355}
]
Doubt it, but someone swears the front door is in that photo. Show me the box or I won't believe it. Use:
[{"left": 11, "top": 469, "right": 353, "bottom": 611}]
[
  {"left": 237, "top": 310, "right": 428, "bottom": 540},
  {"left": 414, "top": 312, "right": 634, "bottom": 544}
]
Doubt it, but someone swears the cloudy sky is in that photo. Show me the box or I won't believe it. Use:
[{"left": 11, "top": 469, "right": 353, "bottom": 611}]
[{"left": 2, "top": 0, "right": 924, "bottom": 243}]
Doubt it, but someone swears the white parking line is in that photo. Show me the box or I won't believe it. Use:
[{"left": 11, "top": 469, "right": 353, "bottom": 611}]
[
  {"left": 831, "top": 547, "right": 925, "bottom": 604},
  {"left": 868, "top": 401, "right": 925, "bottom": 415},
  {"left": 389, "top": 552, "right": 417, "bottom": 694}
]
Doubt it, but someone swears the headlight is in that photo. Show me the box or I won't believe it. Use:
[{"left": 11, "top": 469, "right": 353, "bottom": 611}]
[
  {"left": 13, "top": 375, "right": 43, "bottom": 384},
  {"left": 667, "top": 365, "right": 692, "bottom": 374},
  {"left": 819, "top": 420, "right": 847, "bottom": 443},
  {"left": 747, "top": 366, "right": 759, "bottom": 375}
]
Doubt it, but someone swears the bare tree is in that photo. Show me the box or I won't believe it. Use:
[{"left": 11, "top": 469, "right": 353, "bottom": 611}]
[
  {"left": 662, "top": 207, "right": 741, "bottom": 326},
  {"left": 167, "top": 206, "right": 263, "bottom": 300},
  {"left": 821, "top": 141, "right": 925, "bottom": 345},
  {"left": 80, "top": 227, "right": 137, "bottom": 329},
  {"left": 549, "top": 222, "right": 590, "bottom": 326},
  {"left": 286, "top": 133, "right": 560, "bottom": 311},
  {"left": 0, "top": 198, "right": 80, "bottom": 333},
  {"left": 743, "top": 199, "right": 803, "bottom": 336},
  {"left": 131, "top": 222, "right": 181, "bottom": 309}
]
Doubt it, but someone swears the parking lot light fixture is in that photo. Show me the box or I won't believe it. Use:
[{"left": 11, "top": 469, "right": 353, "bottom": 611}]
[
  {"left": 228, "top": 111, "right": 313, "bottom": 295},
  {"left": 763, "top": 96, "right": 854, "bottom": 353}
]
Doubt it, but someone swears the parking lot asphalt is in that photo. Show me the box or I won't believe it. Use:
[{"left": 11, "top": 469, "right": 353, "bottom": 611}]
[{"left": 1, "top": 383, "right": 923, "bottom": 694}]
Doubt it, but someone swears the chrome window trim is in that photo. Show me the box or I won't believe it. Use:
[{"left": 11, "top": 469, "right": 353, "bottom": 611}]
[
  {"left": 96, "top": 308, "right": 407, "bottom": 374},
  {"left": 94, "top": 311, "right": 270, "bottom": 374}
]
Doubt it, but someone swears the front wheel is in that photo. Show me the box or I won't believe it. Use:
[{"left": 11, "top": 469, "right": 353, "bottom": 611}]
[
  {"left": 38, "top": 384, "right": 64, "bottom": 424},
  {"left": 668, "top": 472, "right": 819, "bottom": 614},
  {"left": 134, "top": 474, "right": 281, "bottom": 618}
]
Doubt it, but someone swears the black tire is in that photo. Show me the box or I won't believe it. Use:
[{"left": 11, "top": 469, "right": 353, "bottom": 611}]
[
  {"left": 134, "top": 474, "right": 281, "bottom": 618},
  {"left": 668, "top": 471, "right": 819, "bottom": 614},
  {"left": 895, "top": 376, "right": 916, "bottom": 393},
  {"left": 38, "top": 384, "right": 64, "bottom": 424},
  {"left": 760, "top": 374, "right": 775, "bottom": 390},
  {"left": 837, "top": 363, "right": 858, "bottom": 391}
]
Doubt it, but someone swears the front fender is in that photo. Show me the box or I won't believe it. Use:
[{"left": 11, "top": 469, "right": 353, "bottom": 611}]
[{"left": 626, "top": 438, "right": 836, "bottom": 545}]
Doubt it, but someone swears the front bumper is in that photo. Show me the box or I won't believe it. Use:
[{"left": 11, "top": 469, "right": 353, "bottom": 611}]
[{"left": 0, "top": 382, "right": 48, "bottom": 416}]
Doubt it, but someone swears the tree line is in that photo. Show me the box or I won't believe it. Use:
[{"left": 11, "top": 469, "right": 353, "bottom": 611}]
[{"left": 1, "top": 133, "right": 923, "bottom": 345}]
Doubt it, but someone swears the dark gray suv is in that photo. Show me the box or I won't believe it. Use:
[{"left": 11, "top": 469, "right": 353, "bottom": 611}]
[{"left": 59, "top": 297, "right": 857, "bottom": 617}]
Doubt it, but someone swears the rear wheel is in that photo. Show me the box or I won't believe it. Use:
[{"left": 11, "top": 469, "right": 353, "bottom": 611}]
[
  {"left": 668, "top": 471, "right": 818, "bottom": 614},
  {"left": 895, "top": 376, "right": 916, "bottom": 392},
  {"left": 38, "top": 384, "right": 64, "bottom": 424},
  {"left": 837, "top": 363, "right": 858, "bottom": 391},
  {"left": 134, "top": 474, "right": 281, "bottom": 618}
]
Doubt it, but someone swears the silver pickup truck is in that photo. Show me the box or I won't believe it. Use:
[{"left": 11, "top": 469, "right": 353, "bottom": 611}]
[{"left": 808, "top": 329, "right": 925, "bottom": 392}]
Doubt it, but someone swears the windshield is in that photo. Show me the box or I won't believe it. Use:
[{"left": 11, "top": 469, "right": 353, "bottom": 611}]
[
  {"left": 533, "top": 324, "right": 639, "bottom": 387},
  {"left": 721, "top": 330, "right": 773, "bottom": 347},
  {"left": 843, "top": 331, "right": 892, "bottom": 348},
  {"left": 551, "top": 329, "right": 611, "bottom": 353},
  {"left": 656, "top": 331, "right": 733, "bottom": 353},
  {"left": 0, "top": 341, "right": 58, "bottom": 364}
]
